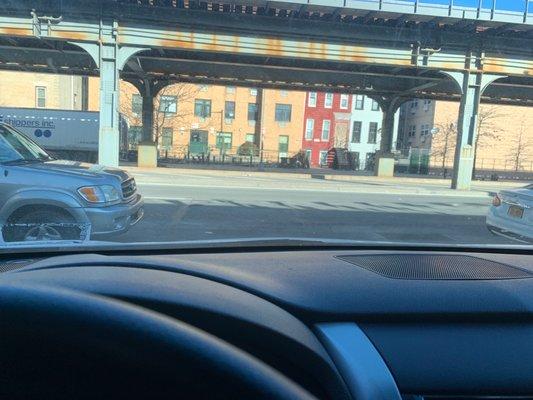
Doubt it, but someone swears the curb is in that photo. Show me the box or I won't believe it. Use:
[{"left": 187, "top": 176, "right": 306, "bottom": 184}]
[{"left": 125, "top": 166, "right": 523, "bottom": 197}]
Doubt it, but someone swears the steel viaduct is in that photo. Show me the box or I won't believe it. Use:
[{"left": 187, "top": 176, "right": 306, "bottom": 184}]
[{"left": 1, "top": 0, "right": 532, "bottom": 189}]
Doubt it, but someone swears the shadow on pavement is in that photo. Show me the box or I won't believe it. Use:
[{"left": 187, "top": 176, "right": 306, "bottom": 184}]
[{"left": 114, "top": 200, "right": 512, "bottom": 246}]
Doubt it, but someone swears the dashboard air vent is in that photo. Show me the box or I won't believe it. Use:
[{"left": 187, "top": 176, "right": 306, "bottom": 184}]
[{"left": 336, "top": 254, "right": 533, "bottom": 280}]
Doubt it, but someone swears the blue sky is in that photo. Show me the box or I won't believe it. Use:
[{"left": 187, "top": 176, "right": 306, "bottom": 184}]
[{"left": 416, "top": 0, "right": 528, "bottom": 12}]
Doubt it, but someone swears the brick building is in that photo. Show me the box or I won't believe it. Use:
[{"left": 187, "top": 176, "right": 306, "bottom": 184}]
[
  {"left": 0, "top": 71, "right": 94, "bottom": 111},
  {"left": 398, "top": 99, "right": 533, "bottom": 172},
  {"left": 0, "top": 70, "right": 306, "bottom": 163},
  {"left": 301, "top": 92, "right": 352, "bottom": 167},
  {"left": 121, "top": 82, "right": 305, "bottom": 162},
  {"left": 301, "top": 91, "right": 398, "bottom": 169}
]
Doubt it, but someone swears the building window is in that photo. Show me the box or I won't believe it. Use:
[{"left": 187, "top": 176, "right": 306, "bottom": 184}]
[
  {"left": 35, "top": 86, "right": 46, "bottom": 108},
  {"left": 340, "top": 94, "right": 349, "bottom": 110},
  {"left": 250, "top": 88, "right": 258, "bottom": 96},
  {"left": 246, "top": 133, "right": 255, "bottom": 143},
  {"left": 420, "top": 124, "right": 431, "bottom": 136},
  {"left": 410, "top": 100, "right": 419, "bottom": 113},
  {"left": 129, "top": 126, "right": 143, "bottom": 147},
  {"left": 319, "top": 151, "right": 328, "bottom": 166},
  {"left": 194, "top": 99, "right": 212, "bottom": 118},
  {"left": 161, "top": 127, "right": 173, "bottom": 149},
  {"left": 351, "top": 121, "right": 362, "bottom": 143},
  {"left": 224, "top": 101, "right": 236, "bottom": 119},
  {"left": 324, "top": 93, "right": 333, "bottom": 108},
  {"left": 275, "top": 104, "right": 292, "bottom": 122},
  {"left": 408, "top": 125, "right": 417, "bottom": 137},
  {"left": 132, "top": 94, "right": 142, "bottom": 115},
  {"left": 368, "top": 122, "right": 378, "bottom": 144},
  {"left": 423, "top": 99, "right": 432, "bottom": 111},
  {"left": 308, "top": 92, "right": 317, "bottom": 107},
  {"left": 226, "top": 86, "right": 236, "bottom": 94},
  {"left": 159, "top": 95, "right": 177, "bottom": 114},
  {"left": 371, "top": 100, "right": 380, "bottom": 111},
  {"left": 305, "top": 118, "right": 314, "bottom": 140},
  {"left": 247, "top": 103, "right": 258, "bottom": 121},
  {"left": 216, "top": 132, "right": 232, "bottom": 151},
  {"left": 321, "top": 120, "right": 331, "bottom": 141},
  {"left": 354, "top": 95, "right": 364, "bottom": 110},
  {"left": 278, "top": 135, "right": 289, "bottom": 154},
  {"left": 280, "top": 90, "right": 289, "bottom": 97}
]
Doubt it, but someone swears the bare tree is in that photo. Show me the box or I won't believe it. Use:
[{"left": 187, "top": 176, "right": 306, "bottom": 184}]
[
  {"left": 152, "top": 85, "right": 199, "bottom": 147},
  {"left": 508, "top": 122, "right": 531, "bottom": 172},
  {"left": 431, "top": 122, "right": 456, "bottom": 178},
  {"left": 120, "top": 82, "right": 199, "bottom": 149},
  {"left": 472, "top": 105, "right": 504, "bottom": 178}
]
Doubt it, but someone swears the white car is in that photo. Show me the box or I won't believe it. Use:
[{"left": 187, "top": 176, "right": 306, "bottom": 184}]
[{"left": 487, "top": 184, "right": 533, "bottom": 243}]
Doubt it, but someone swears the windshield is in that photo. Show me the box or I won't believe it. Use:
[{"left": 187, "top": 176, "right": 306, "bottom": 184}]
[
  {"left": 0, "top": 124, "right": 51, "bottom": 163},
  {"left": 0, "top": 0, "right": 532, "bottom": 252}
]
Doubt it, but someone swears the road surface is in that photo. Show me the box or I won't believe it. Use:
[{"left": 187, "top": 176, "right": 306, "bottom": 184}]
[{"left": 112, "top": 169, "right": 515, "bottom": 245}]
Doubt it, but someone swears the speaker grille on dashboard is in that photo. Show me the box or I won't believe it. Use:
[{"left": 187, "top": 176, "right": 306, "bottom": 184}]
[
  {"left": 0, "top": 260, "right": 36, "bottom": 273},
  {"left": 336, "top": 254, "right": 533, "bottom": 280}
]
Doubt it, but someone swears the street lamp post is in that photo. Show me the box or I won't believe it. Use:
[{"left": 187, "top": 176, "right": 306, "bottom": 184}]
[{"left": 259, "top": 127, "right": 265, "bottom": 170}]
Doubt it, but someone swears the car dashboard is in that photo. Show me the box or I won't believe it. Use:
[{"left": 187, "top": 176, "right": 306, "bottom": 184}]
[{"left": 1, "top": 249, "right": 533, "bottom": 400}]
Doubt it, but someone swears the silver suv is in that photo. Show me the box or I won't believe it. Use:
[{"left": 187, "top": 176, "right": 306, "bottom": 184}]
[{"left": 0, "top": 123, "right": 143, "bottom": 243}]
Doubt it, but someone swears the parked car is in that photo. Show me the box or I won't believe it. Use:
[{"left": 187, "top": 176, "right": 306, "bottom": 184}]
[
  {"left": 487, "top": 184, "right": 533, "bottom": 243},
  {"left": 0, "top": 123, "right": 143, "bottom": 243}
]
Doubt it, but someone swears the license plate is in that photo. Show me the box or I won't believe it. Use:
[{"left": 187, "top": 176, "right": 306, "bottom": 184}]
[{"left": 508, "top": 205, "right": 524, "bottom": 219}]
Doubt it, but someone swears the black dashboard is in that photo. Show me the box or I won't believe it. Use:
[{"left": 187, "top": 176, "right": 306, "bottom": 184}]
[{"left": 1, "top": 249, "right": 533, "bottom": 399}]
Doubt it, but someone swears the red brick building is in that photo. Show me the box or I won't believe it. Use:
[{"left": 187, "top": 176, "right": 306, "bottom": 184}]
[{"left": 301, "top": 92, "right": 352, "bottom": 167}]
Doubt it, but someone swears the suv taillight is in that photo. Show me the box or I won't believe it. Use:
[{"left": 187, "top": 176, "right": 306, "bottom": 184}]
[{"left": 492, "top": 194, "right": 502, "bottom": 207}]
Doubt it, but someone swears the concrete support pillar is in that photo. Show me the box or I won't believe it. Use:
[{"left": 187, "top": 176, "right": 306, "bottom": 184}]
[
  {"left": 141, "top": 88, "right": 154, "bottom": 143},
  {"left": 70, "top": 30, "right": 144, "bottom": 167},
  {"left": 443, "top": 69, "right": 503, "bottom": 190},
  {"left": 128, "top": 78, "right": 168, "bottom": 167},
  {"left": 138, "top": 92, "right": 157, "bottom": 167},
  {"left": 373, "top": 96, "right": 403, "bottom": 177},
  {"left": 98, "top": 44, "right": 121, "bottom": 167}
]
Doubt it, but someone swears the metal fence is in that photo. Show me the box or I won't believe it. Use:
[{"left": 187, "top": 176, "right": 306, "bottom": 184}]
[
  {"left": 115, "top": 0, "right": 533, "bottom": 22},
  {"left": 429, "top": 156, "right": 533, "bottom": 173},
  {"left": 157, "top": 145, "right": 300, "bottom": 166}
]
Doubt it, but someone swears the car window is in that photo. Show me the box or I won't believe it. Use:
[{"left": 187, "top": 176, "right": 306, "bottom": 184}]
[
  {"left": 0, "top": 125, "right": 51, "bottom": 163},
  {"left": 0, "top": 0, "right": 532, "bottom": 251}
]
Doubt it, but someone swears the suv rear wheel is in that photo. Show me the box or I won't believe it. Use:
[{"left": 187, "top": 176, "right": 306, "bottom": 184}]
[{"left": 3, "top": 210, "right": 81, "bottom": 242}]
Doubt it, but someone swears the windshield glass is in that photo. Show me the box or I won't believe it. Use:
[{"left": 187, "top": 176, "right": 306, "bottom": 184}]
[
  {"left": 0, "top": 0, "right": 532, "bottom": 252},
  {"left": 0, "top": 125, "right": 51, "bottom": 163}
]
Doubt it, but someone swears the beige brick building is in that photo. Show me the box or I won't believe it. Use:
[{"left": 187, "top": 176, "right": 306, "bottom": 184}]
[
  {"left": 120, "top": 82, "right": 306, "bottom": 162},
  {"left": 399, "top": 99, "right": 533, "bottom": 172},
  {"left": 0, "top": 70, "right": 305, "bottom": 162},
  {"left": 0, "top": 71, "right": 95, "bottom": 111}
]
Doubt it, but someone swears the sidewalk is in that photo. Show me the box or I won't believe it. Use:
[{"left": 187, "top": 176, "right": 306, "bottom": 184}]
[
  {"left": 122, "top": 161, "right": 529, "bottom": 187},
  {"left": 124, "top": 164, "right": 527, "bottom": 198}
]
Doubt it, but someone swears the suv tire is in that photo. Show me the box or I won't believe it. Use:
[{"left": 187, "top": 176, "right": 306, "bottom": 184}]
[{"left": 3, "top": 210, "right": 81, "bottom": 242}]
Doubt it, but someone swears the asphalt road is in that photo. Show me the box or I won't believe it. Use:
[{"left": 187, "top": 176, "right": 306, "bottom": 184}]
[{"left": 113, "top": 170, "right": 515, "bottom": 245}]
